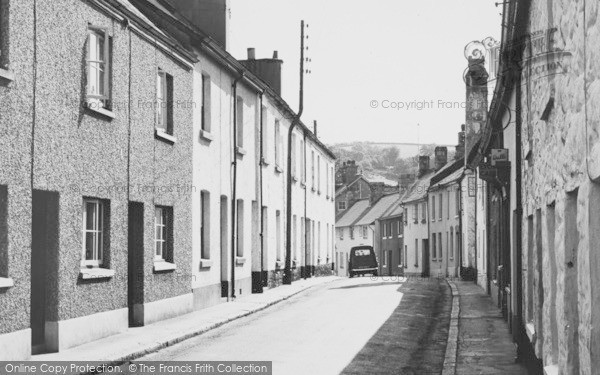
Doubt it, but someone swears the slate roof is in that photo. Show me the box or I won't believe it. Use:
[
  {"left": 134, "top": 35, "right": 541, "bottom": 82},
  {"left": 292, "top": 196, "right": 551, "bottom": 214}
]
[
  {"left": 354, "top": 193, "right": 401, "bottom": 226},
  {"left": 336, "top": 199, "right": 370, "bottom": 228},
  {"left": 430, "top": 167, "right": 464, "bottom": 190},
  {"left": 400, "top": 171, "right": 435, "bottom": 204},
  {"left": 381, "top": 199, "right": 403, "bottom": 219}
]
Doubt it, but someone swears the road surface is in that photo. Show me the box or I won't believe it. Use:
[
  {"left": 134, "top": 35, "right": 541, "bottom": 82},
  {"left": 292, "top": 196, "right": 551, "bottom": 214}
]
[{"left": 136, "top": 276, "right": 451, "bottom": 375}]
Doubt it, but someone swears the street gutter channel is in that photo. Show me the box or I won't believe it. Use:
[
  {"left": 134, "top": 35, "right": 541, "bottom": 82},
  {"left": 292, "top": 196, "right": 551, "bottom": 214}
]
[{"left": 442, "top": 281, "right": 460, "bottom": 375}]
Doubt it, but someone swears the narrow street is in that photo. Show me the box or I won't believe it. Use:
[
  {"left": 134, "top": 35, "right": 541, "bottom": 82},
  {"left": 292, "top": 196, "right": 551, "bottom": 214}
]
[{"left": 136, "top": 277, "right": 451, "bottom": 375}]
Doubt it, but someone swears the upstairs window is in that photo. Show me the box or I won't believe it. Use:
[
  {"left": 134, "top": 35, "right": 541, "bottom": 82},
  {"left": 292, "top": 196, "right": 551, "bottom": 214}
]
[
  {"left": 300, "top": 139, "right": 306, "bottom": 183},
  {"left": 236, "top": 96, "right": 244, "bottom": 148},
  {"left": 349, "top": 226, "right": 354, "bottom": 239},
  {"left": 291, "top": 132, "right": 297, "bottom": 178},
  {"left": 86, "top": 27, "right": 112, "bottom": 110},
  {"left": 337, "top": 200, "right": 347, "bottom": 210},
  {"left": 439, "top": 194, "right": 443, "bottom": 220},
  {"left": 362, "top": 225, "right": 368, "bottom": 239},
  {"left": 432, "top": 196, "right": 436, "bottom": 221},
  {"left": 201, "top": 73, "right": 211, "bottom": 132},
  {"left": 413, "top": 204, "right": 418, "bottom": 223},
  {"left": 421, "top": 202, "right": 427, "bottom": 221},
  {"left": 0, "top": 0, "right": 9, "bottom": 71},
  {"left": 274, "top": 120, "right": 281, "bottom": 167},
  {"left": 156, "top": 69, "right": 174, "bottom": 134}
]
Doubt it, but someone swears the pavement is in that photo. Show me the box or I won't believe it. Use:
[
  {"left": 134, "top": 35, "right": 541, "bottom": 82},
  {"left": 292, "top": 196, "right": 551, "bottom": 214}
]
[
  {"left": 447, "top": 281, "right": 529, "bottom": 375},
  {"left": 32, "top": 276, "right": 340, "bottom": 365}
]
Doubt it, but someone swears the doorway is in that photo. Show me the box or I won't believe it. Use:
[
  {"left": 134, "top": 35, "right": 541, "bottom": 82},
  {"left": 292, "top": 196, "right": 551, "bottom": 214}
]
[
  {"left": 220, "top": 196, "right": 229, "bottom": 298},
  {"left": 31, "top": 190, "right": 59, "bottom": 354},
  {"left": 128, "top": 202, "right": 144, "bottom": 327},
  {"left": 422, "top": 239, "right": 429, "bottom": 277}
]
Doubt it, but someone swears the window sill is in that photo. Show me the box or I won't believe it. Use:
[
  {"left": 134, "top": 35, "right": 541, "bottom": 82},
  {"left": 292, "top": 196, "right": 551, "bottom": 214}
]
[
  {"left": 300, "top": 182, "right": 306, "bottom": 189},
  {"left": 292, "top": 176, "right": 298, "bottom": 183},
  {"left": 275, "top": 260, "right": 284, "bottom": 269},
  {"left": 421, "top": 219, "right": 427, "bottom": 224},
  {"left": 153, "top": 261, "right": 177, "bottom": 272},
  {"left": 260, "top": 158, "right": 270, "bottom": 167},
  {"left": 0, "top": 277, "right": 14, "bottom": 289},
  {"left": 311, "top": 187, "right": 316, "bottom": 193},
  {"left": 155, "top": 129, "right": 177, "bottom": 144},
  {"left": 200, "top": 129, "right": 214, "bottom": 142},
  {"left": 275, "top": 165, "right": 283, "bottom": 174},
  {"left": 79, "top": 268, "right": 115, "bottom": 280},
  {"left": 317, "top": 190, "right": 322, "bottom": 195},
  {"left": 235, "top": 257, "right": 246, "bottom": 266},
  {"left": 200, "top": 259, "right": 213, "bottom": 269},
  {"left": 86, "top": 103, "right": 116, "bottom": 119},
  {"left": 326, "top": 195, "right": 330, "bottom": 199},
  {"left": 0, "top": 68, "right": 15, "bottom": 84},
  {"left": 236, "top": 146, "right": 247, "bottom": 156}
]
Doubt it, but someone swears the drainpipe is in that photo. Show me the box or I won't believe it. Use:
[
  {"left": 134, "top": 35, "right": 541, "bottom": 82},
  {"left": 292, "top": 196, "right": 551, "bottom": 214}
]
[
  {"left": 231, "top": 73, "right": 243, "bottom": 299},
  {"left": 258, "top": 90, "right": 265, "bottom": 292},
  {"left": 514, "top": 66, "right": 525, "bottom": 350},
  {"left": 303, "top": 132, "right": 308, "bottom": 279}
]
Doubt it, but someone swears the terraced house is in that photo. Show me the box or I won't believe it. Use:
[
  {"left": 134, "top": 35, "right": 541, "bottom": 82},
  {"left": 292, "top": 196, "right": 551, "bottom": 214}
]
[{"left": 0, "top": 0, "right": 336, "bottom": 360}]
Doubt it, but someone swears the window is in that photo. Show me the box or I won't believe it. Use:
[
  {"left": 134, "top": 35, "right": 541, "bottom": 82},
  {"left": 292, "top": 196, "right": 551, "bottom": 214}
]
[
  {"left": 200, "top": 191, "right": 210, "bottom": 259},
  {"left": 438, "top": 233, "right": 443, "bottom": 260},
  {"left": 455, "top": 187, "right": 460, "bottom": 216},
  {"left": 413, "top": 204, "right": 418, "bottom": 222},
  {"left": 432, "top": 196, "right": 436, "bottom": 221},
  {"left": 337, "top": 201, "right": 347, "bottom": 210},
  {"left": 87, "top": 27, "right": 112, "bottom": 109},
  {"left": 421, "top": 202, "right": 427, "bottom": 221},
  {"left": 0, "top": 1, "right": 9, "bottom": 71},
  {"left": 450, "top": 230, "right": 454, "bottom": 260},
  {"left": 326, "top": 163, "right": 329, "bottom": 195},
  {"left": 260, "top": 106, "right": 269, "bottom": 164},
  {"left": 382, "top": 223, "right": 388, "bottom": 238},
  {"left": 274, "top": 120, "right": 281, "bottom": 167},
  {"left": 82, "top": 199, "right": 107, "bottom": 266},
  {"left": 397, "top": 221, "right": 401, "bottom": 237},
  {"left": 291, "top": 132, "right": 297, "bottom": 178},
  {"left": 156, "top": 69, "right": 173, "bottom": 134},
  {"left": 387, "top": 222, "right": 392, "bottom": 238},
  {"left": 201, "top": 73, "right": 211, "bottom": 131},
  {"left": 236, "top": 199, "right": 244, "bottom": 257},
  {"left": 439, "top": 194, "right": 443, "bottom": 220},
  {"left": 311, "top": 150, "right": 315, "bottom": 189},
  {"left": 432, "top": 234, "right": 437, "bottom": 260},
  {"left": 403, "top": 207, "right": 408, "bottom": 225},
  {"left": 300, "top": 139, "right": 306, "bottom": 183},
  {"left": 317, "top": 155, "right": 321, "bottom": 192},
  {"left": 276, "top": 210, "right": 282, "bottom": 261},
  {"left": 236, "top": 96, "right": 244, "bottom": 148},
  {"left": 318, "top": 222, "right": 321, "bottom": 259},
  {"left": 362, "top": 225, "right": 368, "bottom": 239},
  {"left": 383, "top": 251, "right": 388, "bottom": 267},
  {"left": 154, "top": 206, "right": 172, "bottom": 262},
  {"left": 337, "top": 228, "right": 344, "bottom": 240},
  {"left": 447, "top": 190, "right": 451, "bottom": 219},
  {"left": 349, "top": 226, "right": 354, "bottom": 239}
]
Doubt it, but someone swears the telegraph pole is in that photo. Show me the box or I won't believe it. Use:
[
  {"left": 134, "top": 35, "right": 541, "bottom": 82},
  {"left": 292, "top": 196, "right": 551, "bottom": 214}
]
[{"left": 284, "top": 20, "right": 307, "bottom": 284}]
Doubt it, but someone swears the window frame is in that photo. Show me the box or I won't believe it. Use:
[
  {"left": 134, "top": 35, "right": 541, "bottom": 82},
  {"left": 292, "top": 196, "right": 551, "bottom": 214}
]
[
  {"left": 82, "top": 198, "right": 105, "bottom": 267},
  {"left": 154, "top": 206, "right": 172, "bottom": 262},
  {"left": 337, "top": 200, "right": 347, "bottom": 211},
  {"left": 201, "top": 73, "right": 211, "bottom": 132},
  {"left": 156, "top": 68, "right": 174, "bottom": 134},
  {"left": 86, "top": 26, "right": 111, "bottom": 110}
]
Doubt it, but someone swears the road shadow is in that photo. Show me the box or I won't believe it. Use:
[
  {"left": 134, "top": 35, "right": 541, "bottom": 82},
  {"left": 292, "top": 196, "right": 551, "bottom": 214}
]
[
  {"left": 340, "top": 278, "right": 452, "bottom": 375},
  {"left": 331, "top": 281, "right": 403, "bottom": 290}
]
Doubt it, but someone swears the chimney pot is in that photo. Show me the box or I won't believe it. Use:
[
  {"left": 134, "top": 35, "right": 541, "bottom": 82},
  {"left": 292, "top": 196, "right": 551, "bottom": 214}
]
[
  {"left": 418, "top": 156, "right": 430, "bottom": 177},
  {"left": 247, "top": 48, "right": 255, "bottom": 60},
  {"left": 434, "top": 147, "right": 448, "bottom": 171},
  {"left": 273, "top": 50, "right": 279, "bottom": 59}
]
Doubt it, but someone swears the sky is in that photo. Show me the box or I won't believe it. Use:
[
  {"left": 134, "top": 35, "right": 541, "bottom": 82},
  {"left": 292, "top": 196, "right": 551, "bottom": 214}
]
[{"left": 229, "top": 0, "right": 502, "bottom": 146}]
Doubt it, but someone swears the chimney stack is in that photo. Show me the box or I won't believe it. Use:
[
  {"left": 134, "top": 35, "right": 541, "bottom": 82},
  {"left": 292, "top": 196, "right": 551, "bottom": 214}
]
[
  {"left": 240, "top": 49, "right": 283, "bottom": 95},
  {"left": 464, "top": 57, "right": 489, "bottom": 158},
  {"left": 434, "top": 147, "right": 448, "bottom": 171},
  {"left": 399, "top": 174, "right": 416, "bottom": 195},
  {"left": 340, "top": 160, "right": 359, "bottom": 185},
  {"left": 313, "top": 120, "right": 318, "bottom": 137},
  {"left": 369, "top": 182, "right": 385, "bottom": 206},
  {"left": 455, "top": 124, "right": 466, "bottom": 160},
  {"left": 168, "top": 0, "right": 231, "bottom": 51},
  {"left": 418, "top": 156, "right": 430, "bottom": 177}
]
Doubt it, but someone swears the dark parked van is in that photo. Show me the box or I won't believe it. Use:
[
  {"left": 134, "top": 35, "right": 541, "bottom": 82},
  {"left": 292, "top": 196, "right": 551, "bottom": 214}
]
[{"left": 348, "top": 246, "right": 378, "bottom": 277}]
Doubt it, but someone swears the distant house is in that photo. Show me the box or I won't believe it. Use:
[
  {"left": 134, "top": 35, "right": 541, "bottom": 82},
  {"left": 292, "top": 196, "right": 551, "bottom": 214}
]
[
  {"left": 373, "top": 197, "right": 403, "bottom": 276},
  {"left": 334, "top": 183, "right": 400, "bottom": 277}
]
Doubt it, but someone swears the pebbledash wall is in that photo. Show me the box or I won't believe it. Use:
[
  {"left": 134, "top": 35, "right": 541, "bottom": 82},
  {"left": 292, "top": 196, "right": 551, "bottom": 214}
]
[
  {"left": 0, "top": 0, "right": 195, "bottom": 359},
  {"left": 0, "top": 0, "right": 36, "bottom": 361},
  {"left": 516, "top": 0, "right": 600, "bottom": 373}
]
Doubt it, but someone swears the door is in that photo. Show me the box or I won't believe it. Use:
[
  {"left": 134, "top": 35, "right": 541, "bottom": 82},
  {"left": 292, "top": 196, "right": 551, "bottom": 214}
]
[
  {"left": 31, "top": 190, "right": 59, "bottom": 354},
  {"left": 220, "top": 196, "right": 229, "bottom": 298},
  {"left": 128, "top": 202, "right": 144, "bottom": 327},
  {"left": 422, "top": 239, "right": 430, "bottom": 277}
]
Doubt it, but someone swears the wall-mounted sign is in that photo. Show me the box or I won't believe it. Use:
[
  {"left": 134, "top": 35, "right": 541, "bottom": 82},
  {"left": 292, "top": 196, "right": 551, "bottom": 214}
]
[{"left": 491, "top": 149, "right": 509, "bottom": 166}]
